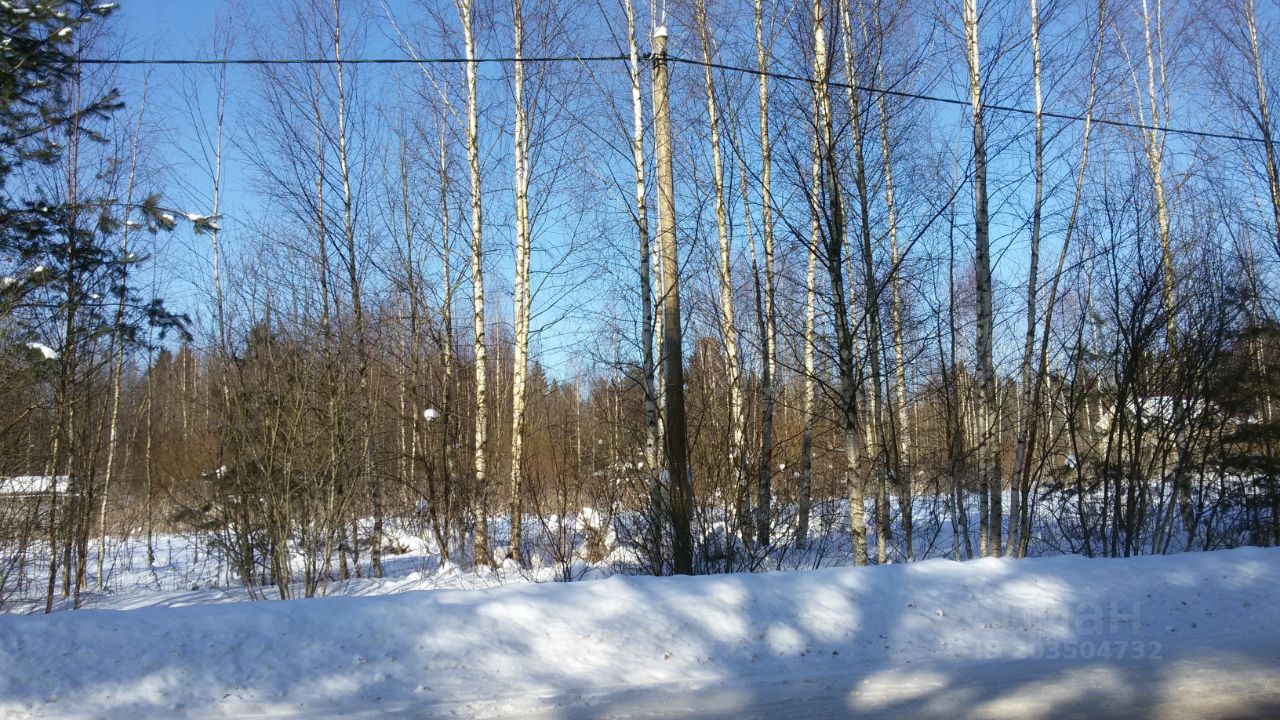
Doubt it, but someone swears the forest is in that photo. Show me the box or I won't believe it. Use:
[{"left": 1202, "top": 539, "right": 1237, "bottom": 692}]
[{"left": 1, "top": 0, "right": 1279, "bottom": 615}]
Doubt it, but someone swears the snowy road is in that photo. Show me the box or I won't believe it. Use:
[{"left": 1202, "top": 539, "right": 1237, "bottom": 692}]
[
  {"left": 469, "top": 650, "right": 1280, "bottom": 719},
  {"left": 2, "top": 548, "right": 1278, "bottom": 719},
  {"left": 301, "top": 635, "right": 1280, "bottom": 719}
]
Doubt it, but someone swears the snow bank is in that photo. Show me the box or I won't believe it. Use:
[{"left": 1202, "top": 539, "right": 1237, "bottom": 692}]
[{"left": 1, "top": 548, "right": 1278, "bottom": 719}]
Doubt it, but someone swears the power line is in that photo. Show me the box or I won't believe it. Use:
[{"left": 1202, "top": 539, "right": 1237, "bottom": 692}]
[
  {"left": 668, "top": 56, "right": 1267, "bottom": 145},
  {"left": 80, "top": 55, "right": 630, "bottom": 66},
  {"left": 78, "top": 52, "right": 1267, "bottom": 145}
]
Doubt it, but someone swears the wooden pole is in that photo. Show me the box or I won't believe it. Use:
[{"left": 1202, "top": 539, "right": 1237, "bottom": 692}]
[{"left": 651, "top": 26, "right": 693, "bottom": 575}]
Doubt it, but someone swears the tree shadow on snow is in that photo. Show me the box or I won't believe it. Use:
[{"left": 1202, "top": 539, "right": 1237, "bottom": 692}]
[{"left": 0, "top": 550, "right": 1278, "bottom": 719}]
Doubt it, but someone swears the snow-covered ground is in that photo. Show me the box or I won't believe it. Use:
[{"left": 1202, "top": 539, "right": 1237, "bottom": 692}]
[
  {"left": 9, "top": 482, "right": 1264, "bottom": 616},
  {"left": 1, "top": 547, "right": 1278, "bottom": 719},
  {"left": 1, "top": 514, "right": 637, "bottom": 614}
]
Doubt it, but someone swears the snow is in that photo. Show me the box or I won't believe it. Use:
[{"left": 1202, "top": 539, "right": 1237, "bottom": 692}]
[
  {"left": 0, "top": 521, "right": 617, "bottom": 615},
  {"left": 0, "top": 475, "right": 68, "bottom": 496},
  {"left": 25, "top": 342, "right": 57, "bottom": 360},
  {"left": 184, "top": 212, "right": 222, "bottom": 229},
  {"left": 1, "top": 547, "right": 1277, "bottom": 719},
  {"left": 1094, "top": 395, "right": 1213, "bottom": 431}
]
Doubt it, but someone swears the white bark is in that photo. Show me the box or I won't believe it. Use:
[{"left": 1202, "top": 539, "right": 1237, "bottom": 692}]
[
  {"left": 796, "top": 101, "right": 820, "bottom": 550},
  {"left": 508, "top": 0, "right": 531, "bottom": 566},
  {"left": 695, "top": 0, "right": 746, "bottom": 547},
  {"left": 1140, "top": 0, "right": 1178, "bottom": 348},
  {"left": 963, "top": 0, "right": 999, "bottom": 557},
  {"left": 456, "top": 0, "right": 492, "bottom": 567},
  {"left": 862, "top": 0, "right": 912, "bottom": 561},
  {"left": 1011, "top": 0, "right": 1043, "bottom": 558},
  {"left": 1243, "top": 0, "right": 1280, "bottom": 252},
  {"left": 754, "top": 0, "right": 778, "bottom": 550},
  {"left": 622, "top": 0, "right": 661, "bottom": 572},
  {"left": 97, "top": 88, "right": 148, "bottom": 589},
  {"left": 1021, "top": 0, "right": 1108, "bottom": 559},
  {"left": 839, "top": 0, "right": 889, "bottom": 563},
  {"left": 330, "top": 0, "right": 380, "bottom": 576},
  {"left": 814, "top": 0, "right": 868, "bottom": 565}
]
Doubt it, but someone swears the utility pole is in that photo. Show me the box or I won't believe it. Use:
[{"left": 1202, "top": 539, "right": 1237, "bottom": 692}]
[{"left": 651, "top": 25, "right": 693, "bottom": 575}]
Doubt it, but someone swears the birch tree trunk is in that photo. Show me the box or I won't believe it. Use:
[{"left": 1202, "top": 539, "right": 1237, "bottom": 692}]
[
  {"left": 1243, "top": 0, "right": 1280, "bottom": 253},
  {"left": 311, "top": 71, "right": 348, "bottom": 583},
  {"left": 508, "top": 0, "right": 532, "bottom": 566},
  {"left": 753, "top": 0, "right": 778, "bottom": 550},
  {"left": 814, "top": 0, "right": 868, "bottom": 565},
  {"left": 395, "top": 107, "right": 426, "bottom": 580},
  {"left": 695, "top": 0, "right": 746, "bottom": 548},
  {"left": 382, "top": 0, "right": 461, "bottom": 562},
  {"left": 740, "top": 164, "right": 766, "bottom": 547},
  {"left": 1010, "top": 0, "right": 1043, "bottom": 557},
  {"left": 46, "top": 72, "right": 87, "bottom": 611},
  {"left": 1138, "top": 0, "right": 1194, "bottom": 542},
  {"left": 963, "top": 0, "right": 1000, "bottom": 557},
  {"left": 141, "top": 342, "right": 156, "bottom": 573},
  {"left": 439, "top": 115, "right": 458, "bottom": 564},
  {"left": 97, "top": 89, "right": 147, "bottom": 589},
  {"left": 456, "top": 0, "right": 492, "bottom": 567},
  {"left": 1021, "top": 0, "right": 1106, "bottom": 559},
  {"left": 330, "top": 0, "right": 381, "bottom": 576},
  {"left": 622, "top": 0, "right": 661, "bottom": 574},
  {"left": 1235, "top": 3, "right": 1278, "bottom": 541},
  {"left": 945, "top": 182, "right": 974, "bottom": 560},
  {"left": 839, "top": 0, "right": 889, "bottom": 563},
  {"left": 1140, "top": 0, "right": 1177, "bottom": 349},
  {"left": 796, "top": 101, "right": 820, "bottom": 551},
  {"left": 855, "top": 0, "right": 912, "bottom": 560},
  {"left": 879, "top": 97, "right": 911, "bottom": 561},
  {"left": 883, "top": 162, "right": 911, "bottom": 558}
]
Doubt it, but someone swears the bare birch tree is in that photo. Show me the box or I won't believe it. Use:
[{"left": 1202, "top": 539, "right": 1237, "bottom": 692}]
[
  {"left": 795, "top": 100, "right": 821, "bottom": 551},
  {"left": 97, "top": 87, "right": 147, "bottom": 588},
  {"left": 327, "top": 0, "right": 382, "bottom": 576},
  {"left": 814, "top": 0, "right": 869, "bottom": 565},
  {"left": 455, "top": 0, "right": 493, "bottom": 567},
  {"left": 508, "top": 0, "right": 532, "bottom": 565},
  {"left": 1009, "top": 0, "right": 1043, "bottom": 556},
  {"left": 621, "top": 0, "right": 662, "bottom": 572},
  {"left": 962, "top": 0, "right": 999, "bottom": 557},
  {"left": 839, "top": 0, "right": 891, "bottom": 563},
  {"left": 753, "top": 0, "right": 779, "bottom": 549},
  {"left": 694, "top": 0, "right": 746, "bottom": 547}
]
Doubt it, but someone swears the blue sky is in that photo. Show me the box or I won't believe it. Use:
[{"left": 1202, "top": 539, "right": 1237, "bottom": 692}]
[
  {"left": 104, "top": 0, "right": 622, "bottom": 376},
  {"left": 86, "top": 0, "right": 1277, "bottom": 382}
]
